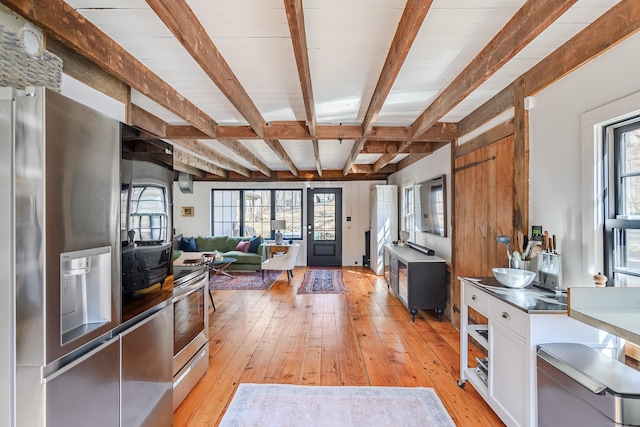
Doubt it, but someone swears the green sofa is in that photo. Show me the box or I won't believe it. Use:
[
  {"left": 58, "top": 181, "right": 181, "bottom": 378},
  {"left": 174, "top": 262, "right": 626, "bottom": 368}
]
[{"left": 175, "top": 236, "right": 267, "bottom": 271}]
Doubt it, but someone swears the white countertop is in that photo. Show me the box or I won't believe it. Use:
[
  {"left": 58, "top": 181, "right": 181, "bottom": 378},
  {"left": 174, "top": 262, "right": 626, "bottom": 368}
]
[
  {"left": 568, "top": 287, "right": 640, "bottom": 346},
  {"left": 384, "top": 244, "right": 445, "bottom": 263}
]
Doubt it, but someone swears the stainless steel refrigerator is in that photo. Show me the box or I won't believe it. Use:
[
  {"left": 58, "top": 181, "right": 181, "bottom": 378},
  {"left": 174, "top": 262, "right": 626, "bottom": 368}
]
[{"left": 0, "top": 87, "right": 173, "bottom": 427}]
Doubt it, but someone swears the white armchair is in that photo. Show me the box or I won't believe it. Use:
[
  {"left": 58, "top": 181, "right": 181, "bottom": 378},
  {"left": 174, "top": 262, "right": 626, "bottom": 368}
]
[{"left": 261, "top": 243, "right": 300, "bottom": 282}]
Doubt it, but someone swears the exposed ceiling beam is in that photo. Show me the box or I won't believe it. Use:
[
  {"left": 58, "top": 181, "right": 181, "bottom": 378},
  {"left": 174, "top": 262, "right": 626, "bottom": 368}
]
[
  {"left": 342, "top": 139, "right": 367, "bottom": 176},
  {"left": 410, "top": 0, "right": 577, "bottom": 138},
  {"left": 350, "top": 163, "right": 397, "bottom": 175},
  {"left": 396, "top": 153, "right": 429, "bottom": 170},
  {"left": 284, "top": 0, "right": 316, "bottom": 137},
  {"left": 218, "top": 168, "right": 395, "bottom": 182},
  {"left": 173, "top": 161, "right": 208, "bottom": 179},
  {"left": 372, "top": 141, "right": 411, "bottom": 172},
  {"left": 131, "top": 104, "right": 167, "bottom": 137},
  {"left": 128, "top": 105, "right": 252, "bottom": 178},
  {"left": 217, "top": 139, "right": 272, "bottom": 177},
  {"left": 174, "top": 149, "right": 228, "bottom": 178},
  {"left": 46, "top": 38, "right": 129, "bottom": 105},
  {"left": 457, "top": 84, "right": 514, "bottom": 138},
  {"left": 360, "top": 141, "right": 440, "bottom": 154},
  {"left": 395, "top": 142, "right": 449, "bottom": 171},
  {"left": 263, "top": 140, "right": 299, "bottom": 177},
  {"left": 165, "top": 125, "right": 209, "bottom": 139},
  {"left": 361, "top": 0, "right": 433, "bottom": 136},
  {"left": 1, "top": 0, "right": 217, "bottom": 137},
  {"left": 312, "top": 139, "right": 322, "bottom": 177},
  {"left": 208, "top": 122, "right": 457, "bottom": 141},
  {"left": 146, "top": 0, "right": 266, "bottom": 138},
  {"left": 524, "top": 0, "right": 640, "bottom": 96},
  {"left": 174, "top": 139, "right": 252, "bottom": 177}
]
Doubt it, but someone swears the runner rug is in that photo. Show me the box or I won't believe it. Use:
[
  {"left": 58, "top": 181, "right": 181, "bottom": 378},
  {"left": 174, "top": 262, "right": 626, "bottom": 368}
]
[
  {"left": 209, "top": 271, "right": 282, "bottom": 291},
  {"left": 219, "top": 383, "right": 455, "bottom": 427},
  {"left": 297, "top": 269, "right": 346, "bottom": 294}
]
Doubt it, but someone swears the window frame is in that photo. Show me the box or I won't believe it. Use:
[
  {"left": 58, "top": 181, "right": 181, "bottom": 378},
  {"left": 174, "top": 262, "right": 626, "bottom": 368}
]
[
  {"left": 603, "top": 116, "right": 640, "bottom": 286},
  {"left": 403, "top": 185, "right": 415, "bottom": 242},
  {"left": 211, "top": 188, "right": 303, "bottom": 240}
]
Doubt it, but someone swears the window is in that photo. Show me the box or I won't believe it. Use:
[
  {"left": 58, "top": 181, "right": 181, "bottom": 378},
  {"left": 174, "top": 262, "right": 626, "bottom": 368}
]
[
  {"left": 403, "top": 186, "right": 415, "bottom": 241},
  {"left": 211, "top": 189, "right": 303, "bottom": 239},
  {"left": 274, "top": 190, "right": 303, "bottom": 240},
  {"left": 604, "top": 116, "right": 640, "bottom": 286},
  {"left": 244, "top": 190, "right": 271, "bottom": 237},
  {"left": 211, "top": 190, "right": 241, "bottom": 236}
]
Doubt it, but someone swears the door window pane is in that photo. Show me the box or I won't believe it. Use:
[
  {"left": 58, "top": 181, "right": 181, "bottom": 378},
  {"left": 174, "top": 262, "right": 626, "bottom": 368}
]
[{"left": 313, "top": 192, "right": 336, "bottom": 241}]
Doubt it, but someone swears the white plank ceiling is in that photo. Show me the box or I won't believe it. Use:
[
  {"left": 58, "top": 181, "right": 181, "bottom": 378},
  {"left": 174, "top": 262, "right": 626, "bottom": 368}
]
[{"left": 63, "top": 0, "right": 620, "bottom": 176}]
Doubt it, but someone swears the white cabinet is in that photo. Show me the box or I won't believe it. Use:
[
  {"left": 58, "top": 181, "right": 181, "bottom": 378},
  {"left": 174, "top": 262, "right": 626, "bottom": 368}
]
[
  {"left": 370, "top": 185, "right": 397, "bottom": 275},
  {"left": 459, "top": 278, "right": 600, "bottom": 427},
  {"left": 490, "top": 322, "right": 526, "bottom": 425}
]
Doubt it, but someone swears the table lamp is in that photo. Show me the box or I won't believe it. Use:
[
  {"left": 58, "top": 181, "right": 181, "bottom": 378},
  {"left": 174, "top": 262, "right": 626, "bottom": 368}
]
[{"left": 271, "top": 220, "right": 286, "bottom": 245}]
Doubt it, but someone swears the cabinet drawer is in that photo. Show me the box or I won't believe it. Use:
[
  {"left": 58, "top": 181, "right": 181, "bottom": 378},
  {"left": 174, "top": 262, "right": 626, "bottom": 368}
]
[
  {"left": 463, "top": 282, "right": 488, "bottom": 314},
  {"left": 489, "top": 297, "right": 527, "bottom": 337}
]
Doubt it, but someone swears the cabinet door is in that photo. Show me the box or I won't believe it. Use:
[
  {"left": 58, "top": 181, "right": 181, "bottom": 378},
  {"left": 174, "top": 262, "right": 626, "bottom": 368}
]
[
  {"left": 389, "top": 253, "right": 399, "bottom": 294},
  {"left": 383, "top": 247, "right": 391, "bottom": 284},
  {"left": 398, "top": 260, "right": 408, "bottom": 305},
  {"left": 490, "top": 322, "right": 526, "bottom": 427}
]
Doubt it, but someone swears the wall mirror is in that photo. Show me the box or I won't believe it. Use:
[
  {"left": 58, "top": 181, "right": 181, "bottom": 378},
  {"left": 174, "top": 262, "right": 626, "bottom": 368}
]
[{"left": 414, "top": 175, "right": 447, "bottom": 237}]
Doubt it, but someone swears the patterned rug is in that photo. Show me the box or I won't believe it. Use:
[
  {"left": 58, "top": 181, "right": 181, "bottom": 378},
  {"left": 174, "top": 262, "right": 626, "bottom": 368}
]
[
  {"left": 219, "top": 383, "right": 455, "bottom": 426},
  {"left": 209, "top": 271, "right": 283, "bottom": 290},
  {"left": 297, "top": 269, "right": 346, "bottom": 294}
]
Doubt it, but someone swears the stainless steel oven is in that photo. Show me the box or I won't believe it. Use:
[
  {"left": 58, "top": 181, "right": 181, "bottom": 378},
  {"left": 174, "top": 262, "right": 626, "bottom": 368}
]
[{"left": 172, "top": 266, "right": 209, "bottom": 410}]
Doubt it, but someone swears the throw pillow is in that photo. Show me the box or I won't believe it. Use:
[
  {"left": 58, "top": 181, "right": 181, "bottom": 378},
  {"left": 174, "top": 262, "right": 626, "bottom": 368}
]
[
  {"left": 180, "top": 236, "right": 197, "bottom": 252},
  {"left": 248, "top": 235, "right": 262, "bottom": 254},
  {"left": 173, "top": 233, "right": 183, "bottom": 250},
  {"left": 235, "top": 241, "right": 250, "bottom": 252}
]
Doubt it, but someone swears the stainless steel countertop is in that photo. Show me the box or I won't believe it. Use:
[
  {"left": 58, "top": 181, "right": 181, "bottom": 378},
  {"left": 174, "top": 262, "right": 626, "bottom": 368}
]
[{"left": 460, "top": 276, "right": 568, "bottom": 314}]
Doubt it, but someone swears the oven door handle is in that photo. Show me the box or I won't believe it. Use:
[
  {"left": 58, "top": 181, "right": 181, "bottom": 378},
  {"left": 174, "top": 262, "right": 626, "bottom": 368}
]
[{"left": 173, "top": 277, "right": 207, "bottom": 302}]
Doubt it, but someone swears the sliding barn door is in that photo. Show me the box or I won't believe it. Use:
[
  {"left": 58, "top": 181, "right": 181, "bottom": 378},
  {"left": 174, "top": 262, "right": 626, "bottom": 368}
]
[{"left": 452, "top": 136, "right": 515, "bottom": 325}]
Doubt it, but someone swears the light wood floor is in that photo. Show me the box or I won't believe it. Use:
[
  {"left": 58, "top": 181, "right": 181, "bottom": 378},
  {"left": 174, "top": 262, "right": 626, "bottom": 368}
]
[{"left": 174, "top": 267, "right": 504, "bottom": 426}]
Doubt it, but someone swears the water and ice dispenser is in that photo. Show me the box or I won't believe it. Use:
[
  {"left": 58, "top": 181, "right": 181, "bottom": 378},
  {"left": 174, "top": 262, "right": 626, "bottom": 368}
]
[{"left": 60, "top": 246, "right": 112, "bottom": 345}]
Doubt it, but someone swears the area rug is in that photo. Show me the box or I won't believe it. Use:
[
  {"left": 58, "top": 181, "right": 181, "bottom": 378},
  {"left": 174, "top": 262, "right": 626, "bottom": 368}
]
[
  {"left": 209, "top": 271, "right": 282, "bottom": 290},
  {"left": 297, "top": 269, "right": 346, "bottom": 294},
  {"left": 219, "top": 383, "right": 455, "bottom": 427}
]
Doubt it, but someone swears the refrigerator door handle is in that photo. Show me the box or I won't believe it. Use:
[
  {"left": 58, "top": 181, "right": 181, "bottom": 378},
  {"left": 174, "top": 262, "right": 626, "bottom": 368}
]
[{"left": 43, "top": 336, "right": 118, "bottom": 383}]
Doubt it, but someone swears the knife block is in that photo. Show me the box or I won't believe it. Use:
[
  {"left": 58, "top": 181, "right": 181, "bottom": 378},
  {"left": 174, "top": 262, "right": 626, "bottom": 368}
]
[{"left": 533, "top": 252, "right": 563, "bottom": 291}]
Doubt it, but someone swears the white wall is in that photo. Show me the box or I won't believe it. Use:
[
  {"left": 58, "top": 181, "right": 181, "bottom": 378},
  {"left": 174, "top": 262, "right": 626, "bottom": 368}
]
[
  {"left": 387, "top": 144, "right": 452, "bottom": 263},
  {"left": 529, "top": 31, "right": 640, "bottom": 286},
  {"left": 173, "top": 179, "right": 385, "bottom": 267}
]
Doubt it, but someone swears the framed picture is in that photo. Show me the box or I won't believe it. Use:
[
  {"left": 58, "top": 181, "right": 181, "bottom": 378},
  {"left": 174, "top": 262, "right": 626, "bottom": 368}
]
[{"left": 181, "top": 206, "right": 194, "bottom": 217}]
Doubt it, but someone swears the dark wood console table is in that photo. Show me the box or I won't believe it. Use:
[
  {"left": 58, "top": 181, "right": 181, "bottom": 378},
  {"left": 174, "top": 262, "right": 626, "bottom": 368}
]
[{"left": 383, "top": 244, "right": 446, "bottom": 322}]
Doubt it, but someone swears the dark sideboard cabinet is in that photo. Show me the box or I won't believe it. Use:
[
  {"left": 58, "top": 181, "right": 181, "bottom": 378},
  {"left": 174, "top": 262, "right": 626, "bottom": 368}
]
[{"left": 384, "top": 244, "right": 446, "bottom": 321}]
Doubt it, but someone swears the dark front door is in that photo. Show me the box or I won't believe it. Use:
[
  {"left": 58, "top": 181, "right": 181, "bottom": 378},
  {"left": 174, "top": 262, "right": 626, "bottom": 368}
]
[{"left": 307, "top": 188, "right": 342, "bottom": 266}]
